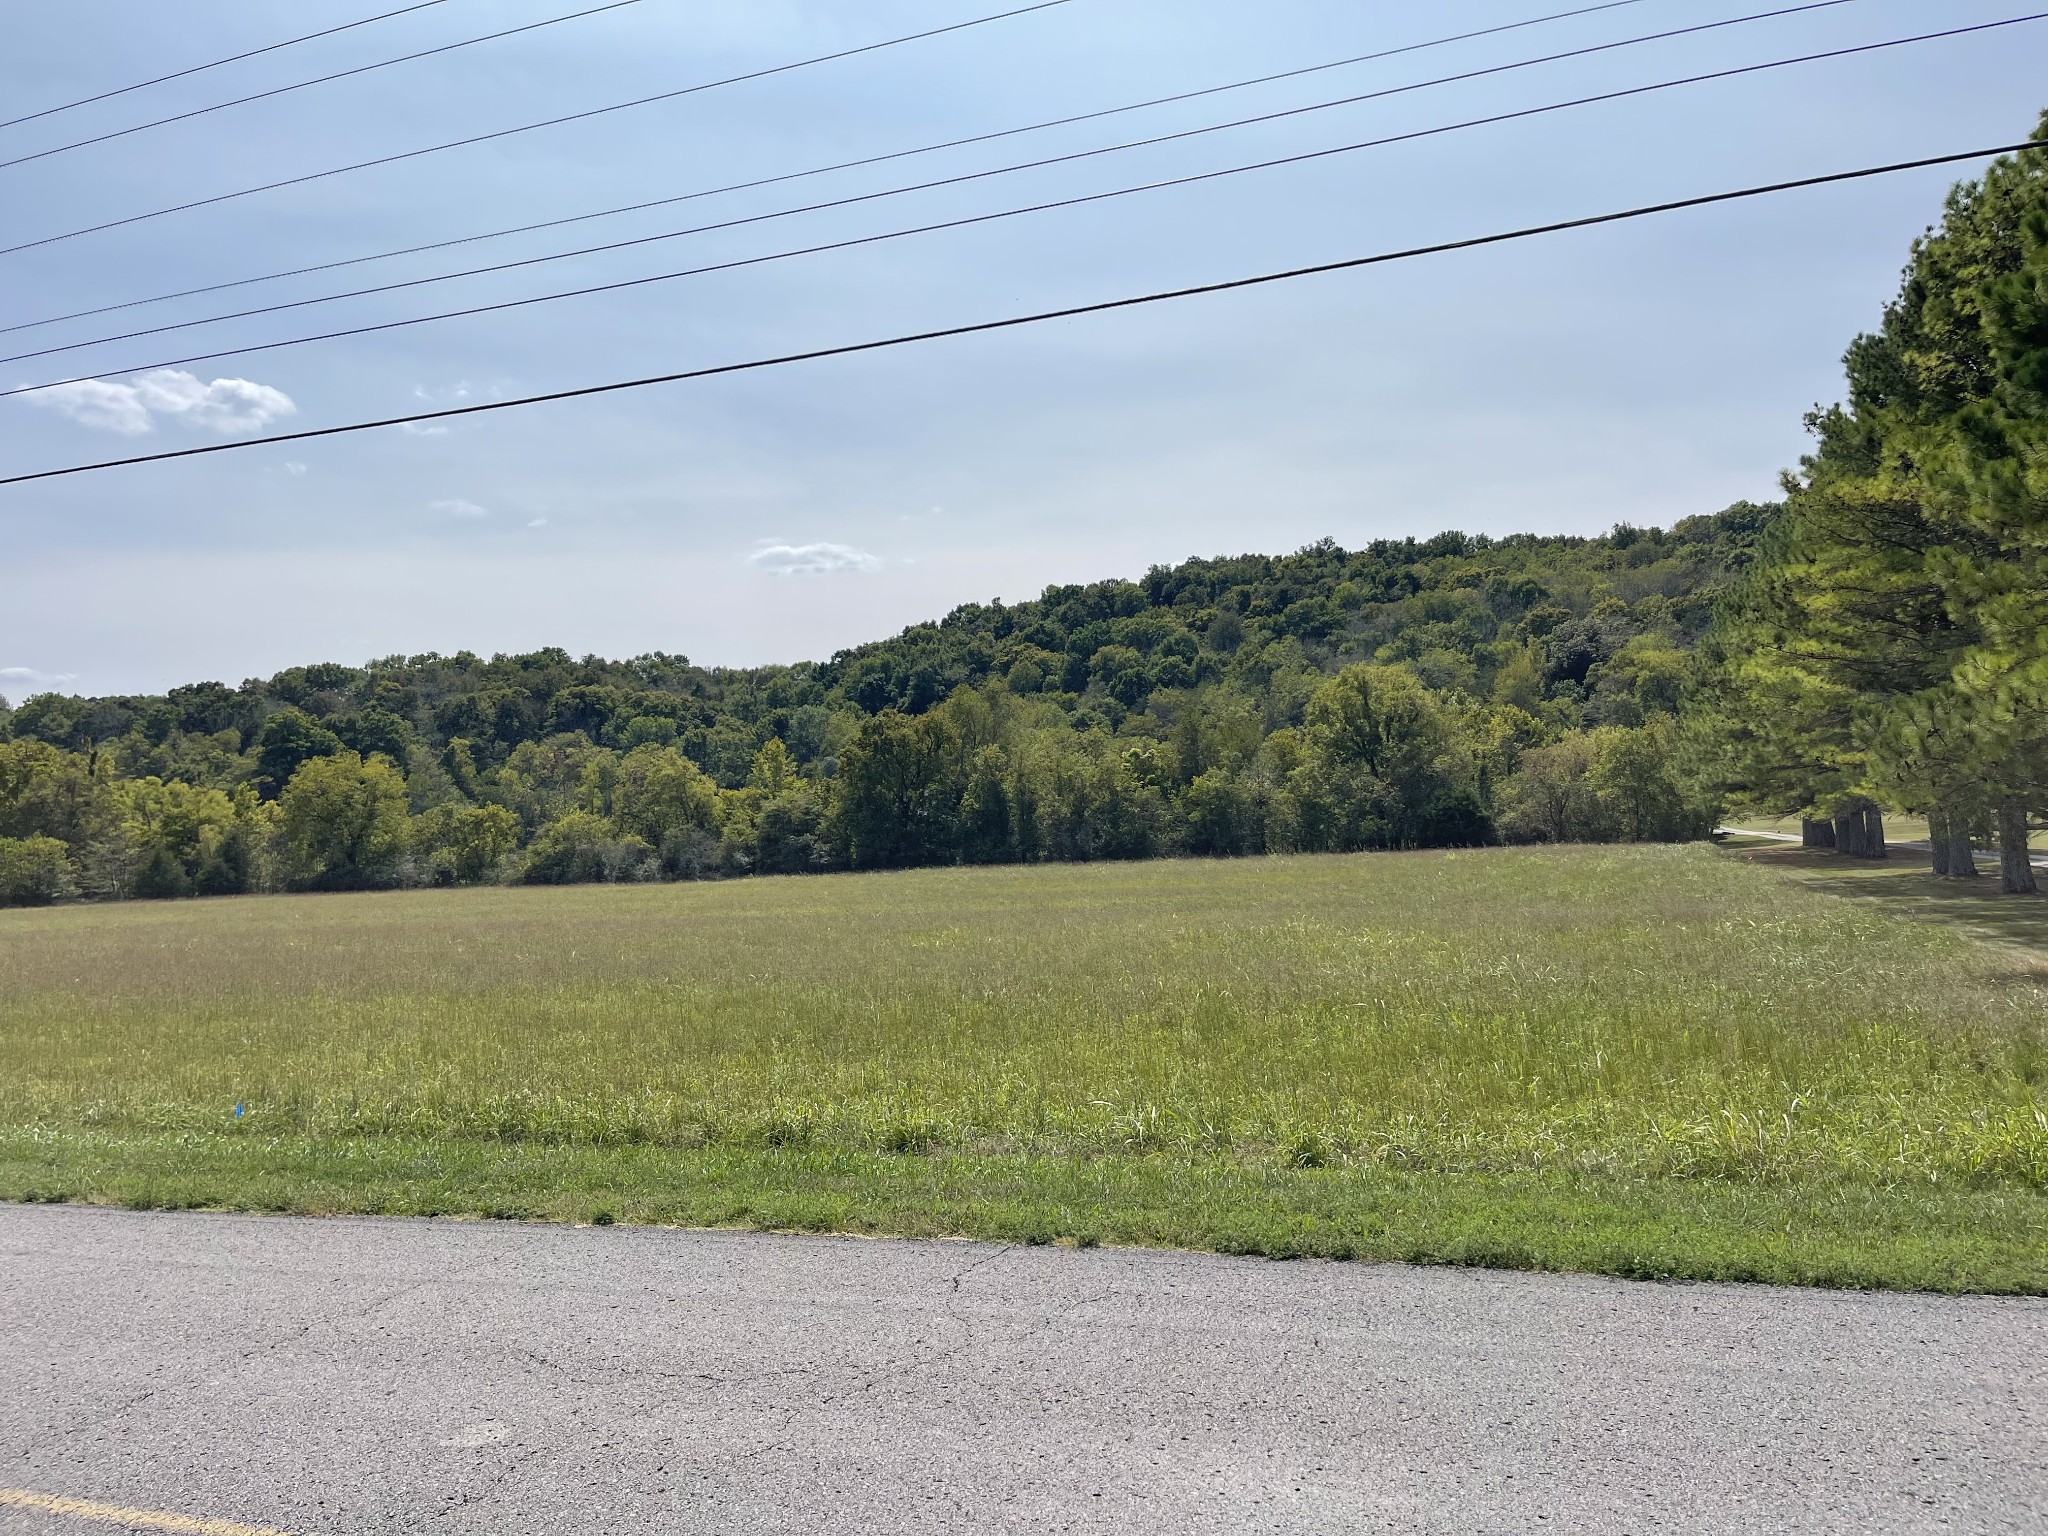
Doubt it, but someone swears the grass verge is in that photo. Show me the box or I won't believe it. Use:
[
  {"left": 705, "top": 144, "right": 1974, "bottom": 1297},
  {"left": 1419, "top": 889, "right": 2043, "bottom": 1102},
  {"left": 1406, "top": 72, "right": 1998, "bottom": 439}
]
[{"left": 4, "top": 1131, "right": 2044, "bottom": 1295}]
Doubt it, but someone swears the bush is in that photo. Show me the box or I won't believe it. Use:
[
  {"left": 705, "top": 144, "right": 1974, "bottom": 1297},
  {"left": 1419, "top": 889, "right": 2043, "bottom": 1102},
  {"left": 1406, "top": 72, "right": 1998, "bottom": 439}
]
[
  {"left": 0, "top": 836, "right": 76, "bottom": 906},
  {"left": 411, "top": 802, "right": 519, "bottom": 885},
  {"left": 131, "top": 843, "right": 192, "bottom": 900},
  {"left": 645, "top": 824, "right": 719, "bottom": 880},
  {"left": 521, "top": 812, "right": 655, "bottom": 885},
  {"left": 192, "top": 823, "right": 258, "bottom": 897},
  {"left": 1416, "top": 789, "right": 1496, "bottom": 849}
]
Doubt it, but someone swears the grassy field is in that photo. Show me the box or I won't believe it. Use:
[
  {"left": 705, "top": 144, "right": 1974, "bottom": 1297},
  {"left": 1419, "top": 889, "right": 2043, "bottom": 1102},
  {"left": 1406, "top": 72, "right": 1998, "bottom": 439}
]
[{"left": 3, "top": 844, "right": 2044, "bottom": 1292}]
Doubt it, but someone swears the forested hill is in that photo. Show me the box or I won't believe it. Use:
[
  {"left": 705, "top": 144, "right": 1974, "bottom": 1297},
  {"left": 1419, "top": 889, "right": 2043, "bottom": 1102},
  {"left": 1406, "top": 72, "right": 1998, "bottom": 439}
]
[
  {"left": 8, "top": 509, "right": 1771, "bottom": 766},
  {"left": 0, "top": 507, "right": 1769, "bottom": 902},
  {"left": 813, "top": 511, "right": 1769, "bottom": 727}
]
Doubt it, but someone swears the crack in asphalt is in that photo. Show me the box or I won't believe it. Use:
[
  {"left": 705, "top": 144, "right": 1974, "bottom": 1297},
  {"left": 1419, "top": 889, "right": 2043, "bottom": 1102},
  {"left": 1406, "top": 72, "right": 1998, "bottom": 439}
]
[
  {"left": 422, "top": 1440, "right": 552, "bottom": 1528},
  {"left": 947, "top": 1243, "right": 1015, "bottom": 1294}
]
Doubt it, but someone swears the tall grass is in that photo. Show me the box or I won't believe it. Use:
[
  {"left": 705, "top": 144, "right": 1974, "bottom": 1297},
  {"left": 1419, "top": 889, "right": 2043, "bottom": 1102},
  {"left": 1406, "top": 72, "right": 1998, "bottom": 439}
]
[{"left": 4, "top": 845, "right": 2043, "bottom": 1189}]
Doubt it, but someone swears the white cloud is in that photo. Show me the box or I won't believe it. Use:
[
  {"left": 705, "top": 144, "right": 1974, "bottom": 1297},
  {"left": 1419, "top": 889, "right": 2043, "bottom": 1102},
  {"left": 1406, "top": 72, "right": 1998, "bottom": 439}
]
[
  {"left": 746, "top": 541, "right": 882, "bottom": 576},
  {"left": 526, "top": 518, "right": 548, "bottom": 528},
  {"left": 401, "top": 421, "right": 451, "bottom": 437},
  {"left": 283, "top": 461, "right": 309, "bottom": 477},
  {"left": 431, "top": 499, "right": 489, "bottom": 519},
  {"left": 132, "top": 370, "right": 296, "bottom": 434},
  {"left": 20, "top": 369, "right": 296, "bottom": 436},
  {"left": 19, "top": 378, "right": 155, "bottom": 435},
  {"left": 0, "top": 665, "right": 77, "bottom": 686}
]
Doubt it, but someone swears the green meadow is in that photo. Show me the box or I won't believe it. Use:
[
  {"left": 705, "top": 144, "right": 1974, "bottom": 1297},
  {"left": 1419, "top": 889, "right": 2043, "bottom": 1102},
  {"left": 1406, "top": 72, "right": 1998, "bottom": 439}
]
[{"left": 3, "top": 843, "right": 2044, "bottom": 1292}]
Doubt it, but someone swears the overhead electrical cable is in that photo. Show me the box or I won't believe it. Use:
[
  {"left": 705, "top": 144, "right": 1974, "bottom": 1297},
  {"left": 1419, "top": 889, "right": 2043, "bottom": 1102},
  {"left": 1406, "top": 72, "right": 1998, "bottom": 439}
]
[
  {"left": 0, "top": 0, "right": 1081, "bottom": 260},
  {"left": 6, "top": 11, "right": 2035, "bottom": 396},
  {"left": 0, "top": 0, "right": 1872, "bottom": 365},
  {"left": 0, "top": 0, "right": 1669, "bottom": 337},
  {"left": 0, "top": 0, "right": 652, "bottom": 173},
  {"left": 4, "top": 139, "right": 2040, "bottom": 491},
  {"left": 0, "top": 0, "right": 462, "bottom": 133}
]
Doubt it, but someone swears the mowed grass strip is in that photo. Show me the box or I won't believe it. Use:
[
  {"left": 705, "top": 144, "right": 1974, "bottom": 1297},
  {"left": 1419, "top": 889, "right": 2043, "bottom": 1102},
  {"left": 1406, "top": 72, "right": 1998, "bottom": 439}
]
[
  {"left": 7, "top": 1136, "right": 2043, "bottom": 1295},
  {"left": 3, "top": 845, "right": 2044, "bottom": 1290}
]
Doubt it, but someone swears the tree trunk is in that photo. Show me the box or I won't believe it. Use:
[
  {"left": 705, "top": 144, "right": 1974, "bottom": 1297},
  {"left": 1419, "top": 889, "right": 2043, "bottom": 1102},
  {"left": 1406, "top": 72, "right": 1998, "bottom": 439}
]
[
  {"left": 1801, "top": 817, "right": 1836, "bottom": 850},
  {"left": 1928, "top": 806, "right": 1953, "bottom": 876},
  {"left": 1999, "top": 801, "right": 2038, "bottom": 896},
  {"left": 1830, "top": 800, "right": 1888, "bottom": 860},
  {"left": 1834, "top": 810, "right": 1866, "bottom": 859},
  {"left": 1946, "top": 819, "right": 1981, "bottom": 879}
]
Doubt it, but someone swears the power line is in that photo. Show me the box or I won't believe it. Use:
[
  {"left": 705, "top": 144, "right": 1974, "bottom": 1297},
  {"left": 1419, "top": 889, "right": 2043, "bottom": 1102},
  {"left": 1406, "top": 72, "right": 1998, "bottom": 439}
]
[
  {"left": 0, "top": 0, "right": 651, "bottom": 174},
  {"left": 0, "top": 0, "right": 462, "bottom": 133},
  {"left": 0, "top": 0, "right": 1666, "bottom": 338},
  {"left": 0, "top": 0, "right": 1081, "bottom": 260},
  {"left": 6, "top": 11, "right": 2034, "bottom": 397},
  {"left": 0, "top": 0, "right": 1870, "bottom": 366},
  {"left": 5, "top": 140, "right": 2038, "bottom": 492}
]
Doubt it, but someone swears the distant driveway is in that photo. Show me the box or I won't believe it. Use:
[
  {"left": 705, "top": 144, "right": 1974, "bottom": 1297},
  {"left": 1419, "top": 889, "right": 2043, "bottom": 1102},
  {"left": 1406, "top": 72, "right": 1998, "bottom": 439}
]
[
  {"left": 1718, "top": 825, "right": 2048, "bottom": 870},
  {"left": 2, "top": 1206, "right": 2042, "bottom": 1534}
]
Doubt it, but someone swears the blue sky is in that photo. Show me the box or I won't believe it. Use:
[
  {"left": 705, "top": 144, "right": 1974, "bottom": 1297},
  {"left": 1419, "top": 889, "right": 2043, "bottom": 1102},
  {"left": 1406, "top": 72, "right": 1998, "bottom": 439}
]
[{"left": 1, "top": 0, "right": 2042, "bottom": 697}]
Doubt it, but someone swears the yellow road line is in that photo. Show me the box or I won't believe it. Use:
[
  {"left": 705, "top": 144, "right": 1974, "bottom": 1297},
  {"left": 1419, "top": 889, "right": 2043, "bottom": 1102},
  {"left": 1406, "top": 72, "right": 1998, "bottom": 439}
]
[{"left": 0, "top": 1488, "right": 296, "bottom": 1536}]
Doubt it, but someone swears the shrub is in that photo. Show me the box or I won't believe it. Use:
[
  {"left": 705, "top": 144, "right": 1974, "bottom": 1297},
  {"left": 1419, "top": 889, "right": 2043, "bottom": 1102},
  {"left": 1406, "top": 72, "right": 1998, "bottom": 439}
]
[
  {"left": 0, "top": 835, "right": 76, "bottom": 906},
  {"left": 521, "top": 812, "right": 655, "bottom": 885}
]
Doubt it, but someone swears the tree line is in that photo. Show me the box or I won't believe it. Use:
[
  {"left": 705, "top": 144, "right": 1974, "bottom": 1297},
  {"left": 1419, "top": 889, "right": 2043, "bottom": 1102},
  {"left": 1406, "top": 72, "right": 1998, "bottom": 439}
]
[{"left": 0, "top": 517, "right": 1742, "bottom": 904}]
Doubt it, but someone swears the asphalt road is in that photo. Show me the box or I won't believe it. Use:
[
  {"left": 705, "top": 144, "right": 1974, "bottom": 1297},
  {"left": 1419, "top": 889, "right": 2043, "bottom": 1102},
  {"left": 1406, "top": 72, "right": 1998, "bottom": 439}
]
[{"left": 2, "top": 1205, "right": 2043, "bottom": 1535}]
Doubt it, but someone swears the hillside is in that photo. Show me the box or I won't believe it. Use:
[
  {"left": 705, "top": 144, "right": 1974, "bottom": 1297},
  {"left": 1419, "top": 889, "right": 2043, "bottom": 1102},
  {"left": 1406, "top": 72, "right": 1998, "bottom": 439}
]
[{"left": 0, "top": 506, "right": 1772, "bottom": 901}]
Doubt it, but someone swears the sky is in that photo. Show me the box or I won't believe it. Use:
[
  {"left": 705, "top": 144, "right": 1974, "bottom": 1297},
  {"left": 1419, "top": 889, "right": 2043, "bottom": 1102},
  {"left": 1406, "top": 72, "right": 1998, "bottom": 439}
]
[{"left": 0, "top": 0, "right": 2042, "bottom": 699}]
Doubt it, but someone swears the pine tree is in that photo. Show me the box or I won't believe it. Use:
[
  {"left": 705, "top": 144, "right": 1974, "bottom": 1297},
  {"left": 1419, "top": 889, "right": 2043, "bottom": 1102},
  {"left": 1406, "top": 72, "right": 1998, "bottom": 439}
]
[
  {"left": 1920, "top": 125, "right": 2048, "bottom": 891},
  {"left": 1706, "top": 121, "right": 2048, "bottom": 890}
]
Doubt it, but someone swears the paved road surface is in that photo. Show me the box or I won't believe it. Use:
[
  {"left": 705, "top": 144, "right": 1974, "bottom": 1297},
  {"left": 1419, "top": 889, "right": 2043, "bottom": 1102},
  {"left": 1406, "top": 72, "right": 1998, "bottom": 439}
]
[{"left": 3, "top": 1205, "right": 2042, "bottom": 1534}]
